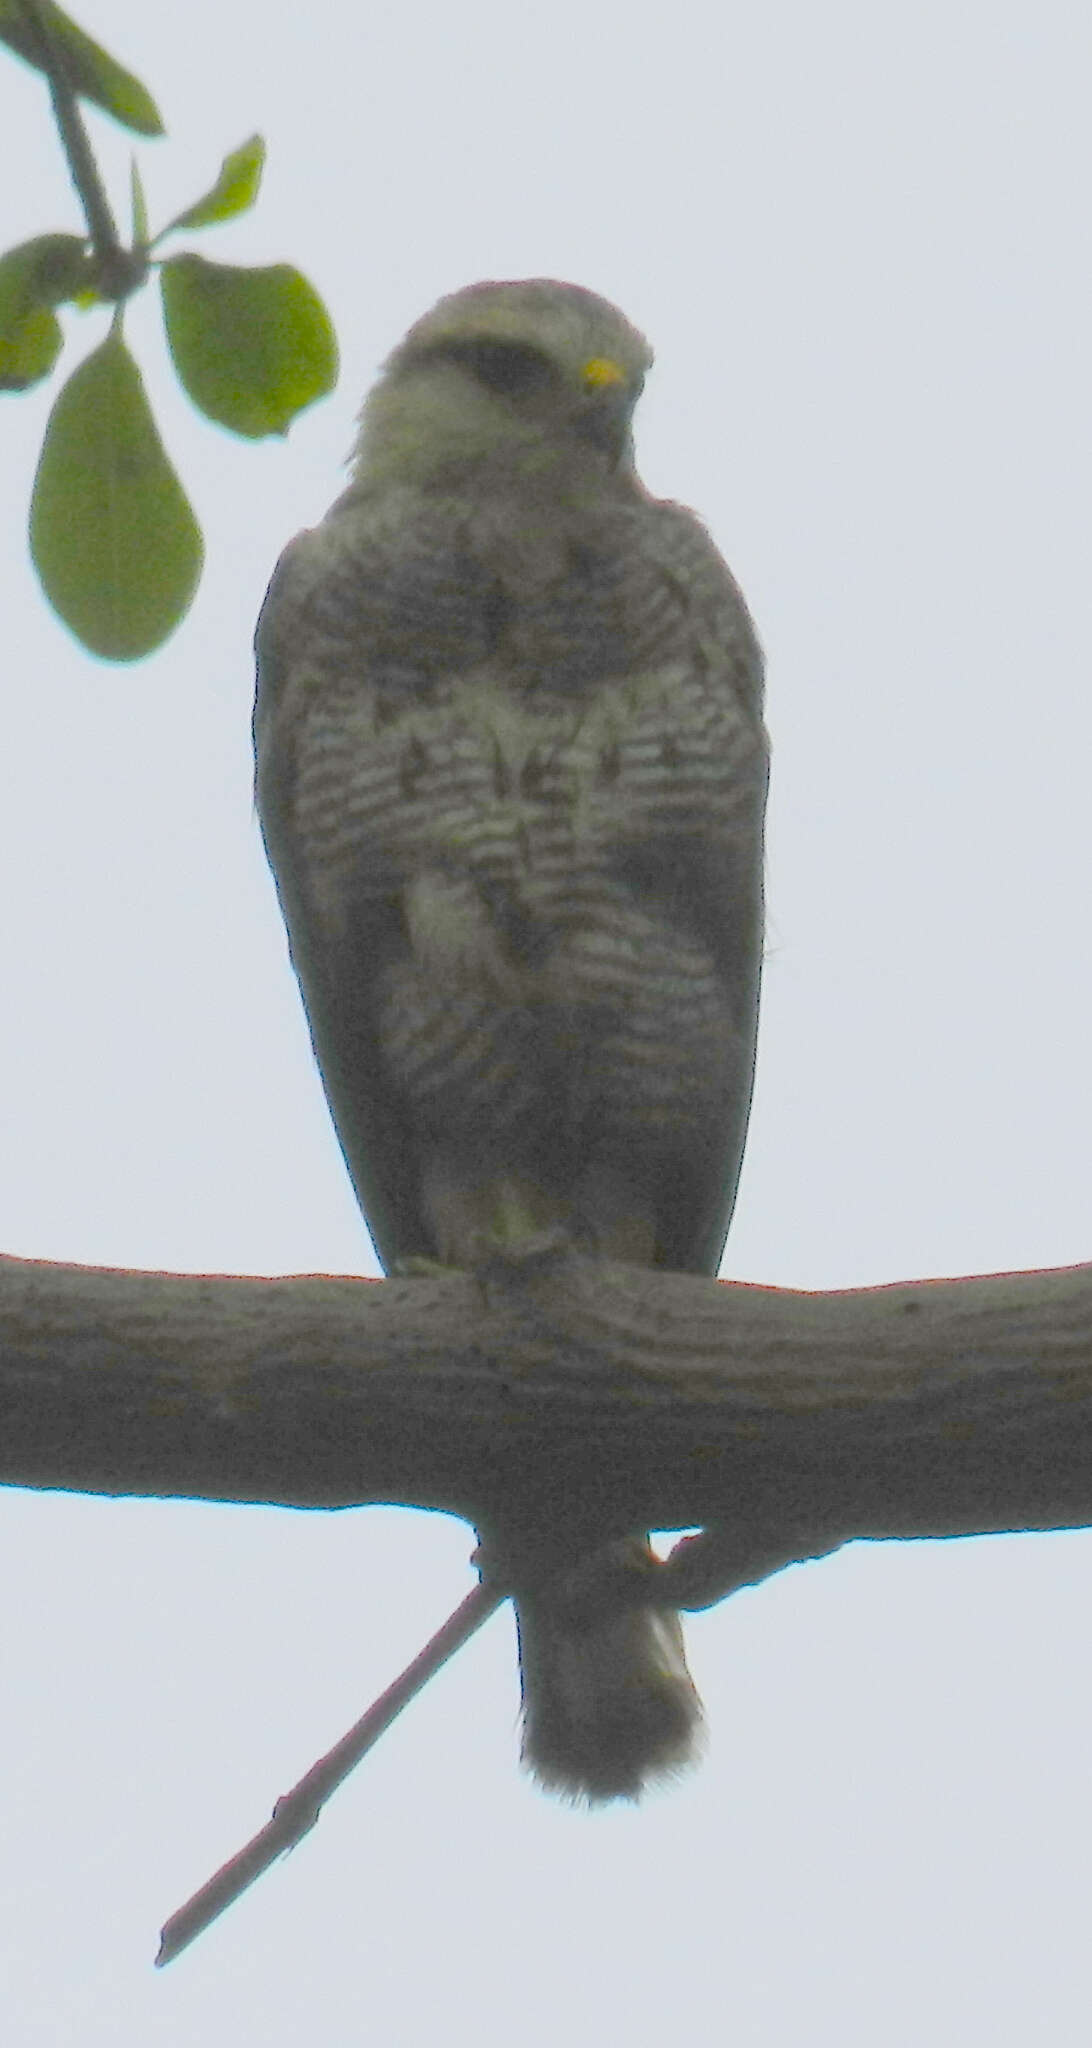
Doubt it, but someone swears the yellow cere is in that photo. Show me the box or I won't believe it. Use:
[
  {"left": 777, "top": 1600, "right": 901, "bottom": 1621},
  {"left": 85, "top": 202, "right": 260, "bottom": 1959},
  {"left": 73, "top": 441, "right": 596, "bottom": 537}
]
[{"left": 582, "top": 356, "right": 627, "bottom": 390}]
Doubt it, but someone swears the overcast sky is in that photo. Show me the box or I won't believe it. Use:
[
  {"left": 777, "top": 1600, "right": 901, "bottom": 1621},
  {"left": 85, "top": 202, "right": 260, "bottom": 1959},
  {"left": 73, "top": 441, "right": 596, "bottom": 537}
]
[{"left": 1, "top": 1, "right": 1090, "bottom": 2040}]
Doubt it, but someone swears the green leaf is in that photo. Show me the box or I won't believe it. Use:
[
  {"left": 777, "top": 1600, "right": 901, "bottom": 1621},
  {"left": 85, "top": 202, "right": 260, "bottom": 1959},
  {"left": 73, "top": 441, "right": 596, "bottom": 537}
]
[
  {"left": 157, "top": 135, "right": 265, "bottom": 239},
  {"left": 30, "top": 329, "right": 203, "bottom": 660},
  {"left": 0, "top": 232, "right": 88, "bottom": 390},
  {"left": 130, "top": 157, "right": 148, "bottom": 248},
  {"left": 0, "top": 0, "right": 163, "bottom": 135},
  {"left": 0, "top": 297, "right": 59, "bottom": 388},
  {"left": 160, "top": 254, "right": 338, "bottom": 438}
]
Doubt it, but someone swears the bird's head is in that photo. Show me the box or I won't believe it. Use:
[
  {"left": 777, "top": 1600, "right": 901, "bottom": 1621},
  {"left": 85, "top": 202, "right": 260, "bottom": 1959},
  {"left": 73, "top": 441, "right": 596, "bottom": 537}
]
[{"left": 351, "top": 280, "right": 652, "bottom": 490}]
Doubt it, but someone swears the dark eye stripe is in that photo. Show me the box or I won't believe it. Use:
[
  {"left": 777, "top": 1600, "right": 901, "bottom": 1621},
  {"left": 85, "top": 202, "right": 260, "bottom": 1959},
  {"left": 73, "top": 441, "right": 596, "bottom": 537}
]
[{"left": 447, "top": 338, "right": 557, "bottom": 398}]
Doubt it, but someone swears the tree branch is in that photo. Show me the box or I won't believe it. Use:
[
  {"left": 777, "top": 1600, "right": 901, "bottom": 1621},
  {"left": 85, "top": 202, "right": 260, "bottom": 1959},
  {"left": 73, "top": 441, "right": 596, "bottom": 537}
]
[{"left": 1, "top": 1249, "right": 1089, "bottom": 1590}]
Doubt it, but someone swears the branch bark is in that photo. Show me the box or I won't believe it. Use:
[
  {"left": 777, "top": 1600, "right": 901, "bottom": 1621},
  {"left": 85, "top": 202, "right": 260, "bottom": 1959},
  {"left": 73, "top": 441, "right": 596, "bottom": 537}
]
[{"left": 1, "top": 1249, "right": 1089, "bottom": 1594}]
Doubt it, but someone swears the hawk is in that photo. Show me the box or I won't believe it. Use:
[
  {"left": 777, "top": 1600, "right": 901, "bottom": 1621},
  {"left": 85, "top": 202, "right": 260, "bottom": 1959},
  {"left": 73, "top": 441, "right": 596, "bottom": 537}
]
[{"left": 254, "top": 280, "right": 767, "bottom": 1801}]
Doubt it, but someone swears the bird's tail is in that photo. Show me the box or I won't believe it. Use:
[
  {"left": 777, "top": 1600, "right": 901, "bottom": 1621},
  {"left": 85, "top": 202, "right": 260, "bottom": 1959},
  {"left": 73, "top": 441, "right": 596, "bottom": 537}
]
[{"left": 515, "top": 1535, "right": 702, "bottom": 1803}]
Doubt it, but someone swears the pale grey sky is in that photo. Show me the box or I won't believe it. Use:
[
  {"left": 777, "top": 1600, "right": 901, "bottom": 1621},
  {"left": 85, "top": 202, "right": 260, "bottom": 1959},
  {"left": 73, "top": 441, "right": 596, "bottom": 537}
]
[{"left": 1, "top": 2, "right": 1090, "bottom": 2041}]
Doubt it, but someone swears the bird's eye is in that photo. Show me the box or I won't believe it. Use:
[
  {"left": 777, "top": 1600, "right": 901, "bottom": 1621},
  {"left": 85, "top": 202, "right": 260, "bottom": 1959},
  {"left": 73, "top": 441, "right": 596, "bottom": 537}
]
[{"left": 454, "top": 339, "right": 556, "bottom": 399}]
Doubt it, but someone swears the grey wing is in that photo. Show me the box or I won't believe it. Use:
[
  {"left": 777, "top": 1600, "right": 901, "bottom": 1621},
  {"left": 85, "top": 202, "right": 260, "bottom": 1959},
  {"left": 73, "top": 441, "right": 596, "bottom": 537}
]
[
  {"left": 253, "top": 527, "right": 437, "bottom": 1273},
  {"left": 623, "top": 503, "right": 768, "bottom": 1276}
]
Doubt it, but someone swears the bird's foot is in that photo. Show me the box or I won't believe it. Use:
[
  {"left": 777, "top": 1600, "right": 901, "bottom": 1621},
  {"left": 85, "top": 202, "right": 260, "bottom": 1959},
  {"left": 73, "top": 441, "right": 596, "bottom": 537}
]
[
  {"left": 473, "top": 1221, "right": 574, "bottom": 1274},
  {"left": 390, "top": 1253, "right": 460, "bottom": 1279}
]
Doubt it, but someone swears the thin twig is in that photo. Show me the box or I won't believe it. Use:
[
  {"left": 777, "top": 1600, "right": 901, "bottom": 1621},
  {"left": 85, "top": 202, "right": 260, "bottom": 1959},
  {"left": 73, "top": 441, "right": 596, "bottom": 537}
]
[
  {"left": 155, "top": 1580, "right": 505, "bottom": 1967},
  {"left": 14, "top": 0, "right": 128, "bottom": 282}
]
